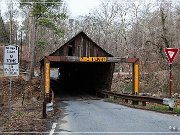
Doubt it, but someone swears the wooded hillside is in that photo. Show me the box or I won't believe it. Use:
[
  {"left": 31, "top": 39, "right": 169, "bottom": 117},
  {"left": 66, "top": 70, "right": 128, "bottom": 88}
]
[{"left": 0, "top": 0, "right": 179, "bottom": 95}]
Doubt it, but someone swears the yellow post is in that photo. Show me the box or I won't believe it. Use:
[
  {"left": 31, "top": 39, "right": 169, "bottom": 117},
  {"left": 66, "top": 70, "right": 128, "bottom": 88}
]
[
  {"left": 133, "top": 62, "right": 139, "bottom": 95},
  {"left": 43, "top": 57, "right": 50, "bottom": 118},
  {"left": 44, "top": 57, "right": 50, "bottom": 101}
]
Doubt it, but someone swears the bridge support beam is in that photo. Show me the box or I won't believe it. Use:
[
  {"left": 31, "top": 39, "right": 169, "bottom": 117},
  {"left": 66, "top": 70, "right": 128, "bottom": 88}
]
[
  {"left": 43, "top": 57, "right": 50, "bottom": 118},
  {"left": 132, "top": 60, "right": 139, "bottom": 95}
]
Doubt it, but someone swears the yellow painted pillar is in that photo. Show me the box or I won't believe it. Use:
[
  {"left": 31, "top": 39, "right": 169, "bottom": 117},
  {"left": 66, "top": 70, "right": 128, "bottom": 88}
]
[
  {"left": 44, "top": 57, "right": 50, "bottom": 102},
  {"left": 133, "top": 62, "right": 139, "bottom": 95}
]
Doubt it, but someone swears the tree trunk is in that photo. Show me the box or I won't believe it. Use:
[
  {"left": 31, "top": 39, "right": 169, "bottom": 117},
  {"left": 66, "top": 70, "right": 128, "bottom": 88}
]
[
  {"left": 29, "top": 17, "right": 37, "bottom": 80},
  {"left": 160, "top": 7, "right": 169, "bottom": 48}
]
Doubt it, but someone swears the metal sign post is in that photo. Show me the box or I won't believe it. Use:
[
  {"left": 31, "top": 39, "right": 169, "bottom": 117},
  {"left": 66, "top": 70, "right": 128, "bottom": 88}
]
[
  {"left": 9, "top": 76, "right": 12, "bottom": 116},
  {"left": 3, "top": 45, "right": 19, "bottom": 118},
  {"left": 164, "top": 48, "right": 179, "bottom": 98},
  {"left": 169, "top": 63, "right": 172, "bottom": 98}
]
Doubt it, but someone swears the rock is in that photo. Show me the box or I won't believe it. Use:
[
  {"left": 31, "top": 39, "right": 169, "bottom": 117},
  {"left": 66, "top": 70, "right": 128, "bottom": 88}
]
[
  {"left": 174, "top": 93, "right": 179, "bottom": 98},
  {"left": 31, "top": 97, "right": 37, "bottom": 102}
]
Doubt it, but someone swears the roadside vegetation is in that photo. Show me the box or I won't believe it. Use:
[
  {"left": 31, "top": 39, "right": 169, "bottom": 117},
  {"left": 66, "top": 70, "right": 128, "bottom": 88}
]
[
  {"left": 105, "top": 97, "right": 180, "bottom": 114},
  {"left": 0, "top": 77, "right": 61, "bottom": 132},
  {"left": 145, "top": 104, "right": 180, "bottom": 114}
]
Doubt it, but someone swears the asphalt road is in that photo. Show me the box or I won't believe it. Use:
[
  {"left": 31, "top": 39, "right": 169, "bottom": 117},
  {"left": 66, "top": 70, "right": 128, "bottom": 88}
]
[{"left": 51, "top": 99, "right": 180, "bottom": 135}]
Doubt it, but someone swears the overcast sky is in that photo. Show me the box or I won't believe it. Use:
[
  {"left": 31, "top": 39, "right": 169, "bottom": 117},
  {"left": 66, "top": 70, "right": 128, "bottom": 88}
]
[
  {"left": 64, "top": 0, "right": 101, "bottom": 17},
  {"left": 0, "top": 0, "right": 101, "bottom": 18},
  {"left": 0, "top": 0, "right": 179, "bottom": 20}
]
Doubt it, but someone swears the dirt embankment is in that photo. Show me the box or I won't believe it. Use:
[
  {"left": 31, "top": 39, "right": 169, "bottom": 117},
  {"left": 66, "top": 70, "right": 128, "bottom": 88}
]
[{"left": 0, "top": 77, "right": 61, "bottom": 133}]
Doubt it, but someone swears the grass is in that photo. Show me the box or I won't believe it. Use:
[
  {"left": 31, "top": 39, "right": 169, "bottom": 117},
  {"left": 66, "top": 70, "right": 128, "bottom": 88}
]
[
  {"left": 145, "top": 105, "right": 169, "bottom": 111},
  {"left": 105, "top": 97, "right": 180, "bottom": 114},
  {"left": 145, "top": 104, "right": 180, "bottom": 113},
  {"left": 173, "top": 106, "right": 180, "bottom": 113}
]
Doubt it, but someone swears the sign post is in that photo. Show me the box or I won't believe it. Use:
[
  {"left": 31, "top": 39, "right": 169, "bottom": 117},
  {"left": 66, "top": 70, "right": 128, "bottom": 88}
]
[
  {"left": 169, "top": 63, "right": 172, "bottom": 98},
  {"left": 3, "top": 45, "right": 19, "bottom": 117},
  {"left": 164, "top": 48, "right": 179, "bottom": 98}
]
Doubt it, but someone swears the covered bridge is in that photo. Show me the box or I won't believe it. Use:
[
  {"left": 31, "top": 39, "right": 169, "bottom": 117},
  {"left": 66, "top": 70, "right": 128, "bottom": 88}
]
[{"left": 41, "top": 31, "right": 115, "bottom": 98}]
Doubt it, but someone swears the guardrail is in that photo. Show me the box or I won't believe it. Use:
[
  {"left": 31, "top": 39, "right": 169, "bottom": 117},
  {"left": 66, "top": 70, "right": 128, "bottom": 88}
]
[{"left": 100, "top": 91, "right": 174, "bottom": 109}]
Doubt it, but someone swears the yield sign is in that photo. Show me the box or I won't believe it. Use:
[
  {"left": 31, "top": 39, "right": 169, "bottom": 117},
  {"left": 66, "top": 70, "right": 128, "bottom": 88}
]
[{"left": 164, "top": 48, "right": 179, "bottom": 63}]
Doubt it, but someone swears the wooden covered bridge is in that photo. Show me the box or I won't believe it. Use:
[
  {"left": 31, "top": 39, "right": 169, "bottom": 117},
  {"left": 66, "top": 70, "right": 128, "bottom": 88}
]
[{"left": 40, "top": 31, "right": 139, "bottom": 116}]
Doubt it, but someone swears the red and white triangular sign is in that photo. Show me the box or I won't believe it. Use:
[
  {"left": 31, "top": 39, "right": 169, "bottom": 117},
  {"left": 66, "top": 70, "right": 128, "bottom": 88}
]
[{"left": 164, "top": 48, "right": 179, "bottom": 63}]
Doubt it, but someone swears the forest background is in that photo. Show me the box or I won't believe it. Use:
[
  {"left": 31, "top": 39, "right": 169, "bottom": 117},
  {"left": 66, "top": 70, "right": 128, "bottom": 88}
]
[{"left": 0, "top": 0, "right": 180, "bottom": 96}]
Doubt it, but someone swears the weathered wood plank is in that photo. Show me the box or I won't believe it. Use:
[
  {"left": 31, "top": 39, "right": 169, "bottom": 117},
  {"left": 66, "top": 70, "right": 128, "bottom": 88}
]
[{"left": 46, "top": 56, "right": 139, "bottom": 63}]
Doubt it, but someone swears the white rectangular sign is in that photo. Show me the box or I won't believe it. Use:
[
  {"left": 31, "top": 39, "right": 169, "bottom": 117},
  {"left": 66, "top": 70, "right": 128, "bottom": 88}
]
[
  {"left": 4, "top": 45, "right": 19, "bottom": 64},
  {"left": 3, "top": 64, "right": 19, "bottom": 76}
]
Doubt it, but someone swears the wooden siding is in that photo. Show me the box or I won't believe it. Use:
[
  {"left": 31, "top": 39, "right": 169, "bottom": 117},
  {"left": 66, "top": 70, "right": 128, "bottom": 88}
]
[{"left": 50, "top": 32, "right": 113, "bottom": 58}]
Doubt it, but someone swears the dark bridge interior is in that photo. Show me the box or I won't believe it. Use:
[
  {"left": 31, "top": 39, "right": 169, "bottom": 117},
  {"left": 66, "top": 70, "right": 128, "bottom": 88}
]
[
  {"left": 42, "top": 32, "right": 115, "bottom": 98},
  {"left": 50, "top": 62, "right": 114, "bottom": 97}
]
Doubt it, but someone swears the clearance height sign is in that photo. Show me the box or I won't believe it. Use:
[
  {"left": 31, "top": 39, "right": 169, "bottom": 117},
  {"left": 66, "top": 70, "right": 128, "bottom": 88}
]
[
  {"left": 3, "top": 45, "right": 19, "bottom": 76},
  {"left": 80, "top": 57, "right": 107, "bottom": 62}
]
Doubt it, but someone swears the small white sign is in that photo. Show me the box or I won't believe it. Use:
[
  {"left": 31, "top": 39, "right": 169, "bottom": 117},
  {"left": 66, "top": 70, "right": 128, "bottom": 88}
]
[
  {"left": 3, "top": 64, "right": 19, "bottom": 76},
  {"left": 4, "top": 45, "right": 19, "bottom": 64}
]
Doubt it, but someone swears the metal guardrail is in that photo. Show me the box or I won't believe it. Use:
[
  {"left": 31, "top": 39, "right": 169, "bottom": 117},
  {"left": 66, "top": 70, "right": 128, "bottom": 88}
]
[{"left": 100, "top": 91, "right": 174, "bottom": 109}]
